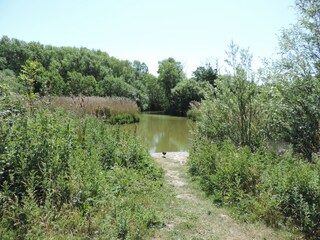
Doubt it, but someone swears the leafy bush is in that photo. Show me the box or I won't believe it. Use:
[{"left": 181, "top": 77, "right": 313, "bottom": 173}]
[
  {"left": 0, "top": 90, "right": 165, "bottom": 239},
  {"left": 189, "top": 138, "right": 320, "bottom": 239},
  {"left": 186, "top": 101, "right": 201, "bottom": 121},
  {"left": 197, "top": 44, "right": 268, "bottom": 150},
  {"left": 261, "top": 156, "right": 320, "bottom": 237},
  {"left": 189, "top": 139, "right": 263, "bottom": 205},
  {"left": 267, "top": 77, "right": 320, "bottom": 161}
]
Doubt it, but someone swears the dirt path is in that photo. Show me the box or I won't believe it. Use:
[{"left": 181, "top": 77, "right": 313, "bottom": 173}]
[{"left": 151, "top": 152, "right": 296, "bottom": 240}]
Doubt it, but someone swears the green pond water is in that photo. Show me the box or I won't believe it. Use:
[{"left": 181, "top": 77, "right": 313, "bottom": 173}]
[{"left": 125, "top": 114, "right": 193, "bottom": 153}]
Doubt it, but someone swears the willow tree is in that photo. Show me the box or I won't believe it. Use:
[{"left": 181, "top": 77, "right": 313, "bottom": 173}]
[
  {"left": 265, "top": 0, "right": 320, "bottom": 161},
  {"left": 199, "top": 42, "right": 266, "bottom": 149}
]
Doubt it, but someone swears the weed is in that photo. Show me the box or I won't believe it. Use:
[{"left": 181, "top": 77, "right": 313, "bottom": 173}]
[{"left": 0, "top": 88, "right": 166, "bottom": 239}]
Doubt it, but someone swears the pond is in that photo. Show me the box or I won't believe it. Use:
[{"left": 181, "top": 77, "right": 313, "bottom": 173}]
[{"left": 125, "top": 114, "right": 193, "bottom": 153}]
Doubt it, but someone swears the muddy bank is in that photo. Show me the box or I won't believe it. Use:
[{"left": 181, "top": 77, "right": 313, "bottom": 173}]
[{"left": 150, "top": 152, "right": 189, "bottom": 164}]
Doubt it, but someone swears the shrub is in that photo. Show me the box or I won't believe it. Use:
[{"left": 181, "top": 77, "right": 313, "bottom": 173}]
[
  {"left": 189, "top": 139, "right": 263, "bottom": 205},
  {"left": 261, "top": 156, "right": 320, "bottom": 237},
  {"left": 107, "top": 113, "right": 140, "bottom": 125},
  {"left": 189, "top": 138, "right": 320, "bottom": 239},
  {"left": 186, "top": 101, "right": 201, "bottom": 121},
  {"left": 0, "top": 91, "right": 165, "bottom": 239}
]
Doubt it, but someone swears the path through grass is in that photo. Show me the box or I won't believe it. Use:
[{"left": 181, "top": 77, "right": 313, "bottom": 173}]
[{"left": 151, "top": 152, "right": 300, "bottom": 240}]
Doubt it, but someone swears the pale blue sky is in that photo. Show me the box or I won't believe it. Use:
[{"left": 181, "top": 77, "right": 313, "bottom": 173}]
[{"left": 0, "top": 0, "right": 297, "bottom": 76}]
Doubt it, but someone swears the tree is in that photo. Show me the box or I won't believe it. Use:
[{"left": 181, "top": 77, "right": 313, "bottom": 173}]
[
  {"left": 170, "top": 80, "right": 212, "bottom": 116},
  {"left": 199, "top": 43, "right": 265, "bottom": 149},
  {"left": 157, "top": 58, "right": 185, "bottom": 108},
  {"left": 131, "top": 60, "right": 148, "bottom": 74},
  {"left": 192, "top": 63, "right": 218, "bottom": 87},
  {"left": 295, "top": 0, "right": 320, "bottom": 72},
  {"left": 0, "top": 57, "right": 7, "bottom": 70},
  {"left": 44, "top": 70, "right": 65, "bottom": 95},
  {"left": 19, "top": 60, "right": 46, "bottom": 97},
  {"left": 265, "top": 0, "right": 320, "bottom": 160},
  {"left": 65, "top": 71, "right": 97, "bottom": 96},
  {"left": 65, "top": 71, "right": 83, "bottom": 95},
  {"left": 0, "top": 36, "right": 31, "bottom": 74},
  {"left": 101, "top": 76, "right": 148, "bottom": 110},
  {"left": 0, "top": 69, "right": 23, "bottom": 93},
  {"left": 143, "top": 74, "right": 165, "bottom": 111}
]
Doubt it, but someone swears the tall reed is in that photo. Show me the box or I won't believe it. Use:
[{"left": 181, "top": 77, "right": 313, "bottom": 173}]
[{"left": 48, "top": 96, "right": 139, "bottom": 117}]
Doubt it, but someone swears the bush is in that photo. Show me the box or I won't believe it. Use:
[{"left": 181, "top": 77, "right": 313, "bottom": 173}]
[
  {"left": 0, "top": 91, "right": 165, "bottom": 239},
  {"left": 261, "top": 156, "right": 320, "bottom": 237},
  {"left": 187, "top": 101, "right": 201, "bottom": 121},
  {"left": 107, "top": 113, "right": 140, "bottom": 125},
  {"left": 189, "top": 138, "right": 320, "bottom": 239},
  {"left": 189, "top": 139, "right": 263, "bottom": 205}
]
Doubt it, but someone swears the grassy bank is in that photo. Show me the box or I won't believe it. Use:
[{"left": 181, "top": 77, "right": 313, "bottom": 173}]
[
  {"left": 47, "top": 96, "right": 140, "bottom": 124},
  {"left": 189, "top": 138, "right": 320, "bottom": 239},
  {"left": 0, "top": 89, "right": 167, "bottom": 239}
]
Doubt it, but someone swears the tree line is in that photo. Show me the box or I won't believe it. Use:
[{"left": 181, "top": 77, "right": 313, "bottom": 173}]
[{"left": 0, "top": 37, "right": 217, "bottom": 116}]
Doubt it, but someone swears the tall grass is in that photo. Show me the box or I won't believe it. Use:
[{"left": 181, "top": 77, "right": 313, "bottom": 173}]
[{"left": 48, "top": 96, "right": 139, "bottom": 118}]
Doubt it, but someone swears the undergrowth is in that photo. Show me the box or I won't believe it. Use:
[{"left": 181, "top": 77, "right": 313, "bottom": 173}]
[
  {"left": 0, "top": 86, "right": 166, "bottom": 239},
  {"left": 189, "top": 137, "right": 320, "bottom": 239}
]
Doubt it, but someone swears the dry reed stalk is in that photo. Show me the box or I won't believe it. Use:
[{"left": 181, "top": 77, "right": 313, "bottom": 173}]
[{"left": 48, "top": 96, "right": 139, "bottom": 116}]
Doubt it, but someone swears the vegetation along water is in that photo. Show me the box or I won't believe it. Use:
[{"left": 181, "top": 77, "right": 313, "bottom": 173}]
[{"left": 0, "top": 0, "right": 320, "bottom": 239}]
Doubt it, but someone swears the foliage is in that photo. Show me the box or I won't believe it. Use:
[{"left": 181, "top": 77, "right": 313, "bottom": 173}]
[
  {"left": 143, "top": 74, "right": 166, "bottom": 111},
  {"left": 188, "top": 3, "right": 320, "bottom": 238},
  {"left": 0, "top": 89, "right": 166, "bottom": 239},
  {"left": 157, "top": 57, "right": 185, "bottom": 110},
  {"left": 43, "top": 70, "right": 65, "bottom": 96},
  {"left": 19, "top": 60, "right": 46, "bottom": 99},
  {"left": 0, "top": 36, "right": 223, "bottom": 115},
  {"left": 198, "top": 43, "right": 266, "bottom": 149},
  {"left": 277, "top": 0, "right": 320, "bottom": 76},
  {"left": 261, "top": 0, "right": 320, "bottom": 160},
  {"left": 101, "top": 76, "right": 149, "bottom": 110},
  {"left": 267, "top": 77, "right": 320, "bottom": 160},
  {"left": 189, "top": 139, "right": 320, "bottom": 239},
  {"left": 186, "top": 101, "right": 202, "bottom": 121},
  {"left": 0, "top": 69, "right": 23, "bottom": 93},
  {"left": 0, "top": 36, "right": 154, "bottom": 110},
  {"left": 170, "top": 79, "right": 212, "bottom": 116},
  {"left": 65, "top": 71, "right": 97, "bottom": 96},
  {"left": 192, "top": 63, "right": 218, "bottom": 87}
]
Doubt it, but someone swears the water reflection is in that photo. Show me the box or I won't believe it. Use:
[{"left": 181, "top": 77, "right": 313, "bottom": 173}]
[{"left": 127, "top": 114, "right": 193, "bottom": 153}]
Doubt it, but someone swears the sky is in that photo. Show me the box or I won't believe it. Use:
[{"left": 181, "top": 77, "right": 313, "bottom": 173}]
[{"left": 0, "top": 0, "right": 297, "bottom": 77}]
